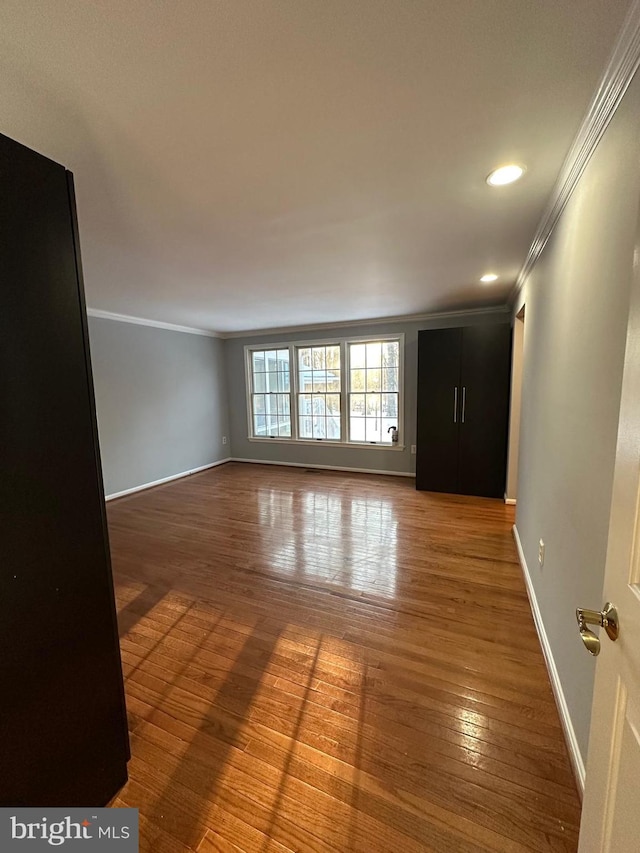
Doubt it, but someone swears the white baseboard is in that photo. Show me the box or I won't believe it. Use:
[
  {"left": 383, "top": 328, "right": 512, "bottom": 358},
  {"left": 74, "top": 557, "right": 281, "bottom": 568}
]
[
  {"left": 512, "top": 525, "right": 585, "bottom": 795},
  {"left": 505, "top": 496, "right": 517, "bottom": 505},
  {"left": 230, "top": 457, "right": 416, "bottom": 478},
  {"left": 105, "top": 458, "right": 231, "bottom": 501},
  {"left": 105, "top": 455, "right": 413, "bottom": 501}
]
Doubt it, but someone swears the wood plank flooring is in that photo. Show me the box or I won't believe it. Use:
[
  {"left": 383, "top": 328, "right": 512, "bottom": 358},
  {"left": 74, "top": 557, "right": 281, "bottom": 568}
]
[{"left": 108, "top": 462, "right": 581, "bottom": 852}]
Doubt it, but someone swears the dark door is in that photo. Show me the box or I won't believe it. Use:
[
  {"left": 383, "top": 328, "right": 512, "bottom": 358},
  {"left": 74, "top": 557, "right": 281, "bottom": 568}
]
[
  {"left": 458, "top": 325, "right": 512, "bottom": 498},
  {"left": 0, "top": 133, "right": 129, "bottom": 806},
  {"left": 416, "top": 328, "right": 462, "bottom": 492}
]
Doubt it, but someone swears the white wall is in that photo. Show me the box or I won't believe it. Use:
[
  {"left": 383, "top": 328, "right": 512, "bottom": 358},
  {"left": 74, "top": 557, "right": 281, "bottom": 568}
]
[
  {"left": 88, "top": 317, "right": 229, "bottom": 497},
  {"left": 513, "top": 70, "right": 640, "bottom": 765}
]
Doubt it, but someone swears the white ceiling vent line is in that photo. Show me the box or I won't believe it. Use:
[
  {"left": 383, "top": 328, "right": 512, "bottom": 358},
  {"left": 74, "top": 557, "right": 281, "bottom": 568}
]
[{"left": 511, "top": 0, "right": 640, "bottom": 303}]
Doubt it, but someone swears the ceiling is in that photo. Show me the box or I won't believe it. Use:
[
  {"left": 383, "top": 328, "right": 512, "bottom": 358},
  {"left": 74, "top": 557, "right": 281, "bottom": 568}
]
[{"left": 0, "top": 1, "right": 633, "bottom": 333}]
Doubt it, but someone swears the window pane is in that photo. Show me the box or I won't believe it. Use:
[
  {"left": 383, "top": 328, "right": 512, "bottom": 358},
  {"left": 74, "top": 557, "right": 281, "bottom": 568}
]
[
  {"left": 365, "top": 418, "right": 381, "bottom": 441},
  {"left": 269, "top": 415, "right": 277, "bottom": 433},
  {"left": 326, "top": 345, "right": 341, "bottom": 369},
  {"left": 366, "top": 369, "right": 381, "bottom": 392},
  {"left": 382, "top": 393, "right": 398, "bottom": 418},
  {"left": 382, "top": 367, "right": 398, "bottom": 392},
  {"left": 278, "top": 420, "right": 291, "bottom": 437},
  {"left": 299, "top": 394, "right": 312, "bottom": 415},
  {"left": 299, "top": 416, "right": 312, "bottom": 438},
  {"left": 299, "top": 368, "right": 312, "bottom": 392},
  {"left": 298, "top": 347, "right": 311, "bottom": 369},
  {"left": 278, "top": 394, "right": 290, "bottom": 416},
  {"left": 327, "top": 415, "right": 340, "bottom": 439},
  {"left": 263, "top": 395, "right": 276, "bottom": 416},
  {"left": 253, "top": 394, "right": 266, "bottom": 415},
  {"left": 365, "top": 394, "right": 380, "bottom": 417},
  {"left": 313, "top": 417, "right": 326, "bottom": 439},
  {"left": 254, "top": 372, "right": 266, "bottom": 393},
  {"left": 254, "top": 415, "right": 266, "bottom": 435},
  {"left": 326, "top": 394, "right": 340, "bottom": 415},
  {"left": 264, "top": 350, "right": 277, "bottom": 371},
  {"left": 382, "top": 341, "right": 399, "bottom": 367},
  {"left": 312, "top": 371, "right": 327, "bottom": 392},
  {"left": 350, "top": 368, "right": 365, "bottom": 392},
  {"left": 350, "top": 394, "right": 365, "bottom": 416},
  {"left": 326, "top": 371, "right": 340, "bottom": 392},
  {"left": 312, "top": 347, "right": 326, "bottom": 370},
  {"left": 265, "top": 372, "right": 278, "bottom": 393},
  {"left": 252, "top": 351, "right": 265, "bottom": 372},
  {"left": 276, "top": 349, "right": 290, "bottom": 368},
  {"left": 350, "top": 417, "right": 365, "bottom": 441},
  {"left": 366, "top": 342, "right": 382, "bottom": 368},
  {"left": 350, "top": 344, "right": 365, "bottom": 368}
]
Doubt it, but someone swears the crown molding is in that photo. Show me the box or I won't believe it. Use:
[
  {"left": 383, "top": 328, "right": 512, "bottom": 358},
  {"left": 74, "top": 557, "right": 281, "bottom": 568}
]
[
  {"left": 219, "top": 305, "right": 510, "bottom": 340},
  {"left": 87, "top": 304, "right": 510, "bottom": 340},
  {"left": 510, "top": 0, "right": 640, "bottom": 304},
  {"left": 86, "top": 308, "right": 221, "bottom": 338}
]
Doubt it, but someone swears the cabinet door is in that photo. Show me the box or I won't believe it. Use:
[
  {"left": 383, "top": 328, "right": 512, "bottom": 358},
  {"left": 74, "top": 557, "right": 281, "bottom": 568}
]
[
  {"left": 416, "top": 328, "right": 462, "bottom": 492},
  {"left": 0, "top": 133, "right": 129, "bottom": 805},
  {"left": 458, "top": 325, "right": 511, "bottom": 498}
]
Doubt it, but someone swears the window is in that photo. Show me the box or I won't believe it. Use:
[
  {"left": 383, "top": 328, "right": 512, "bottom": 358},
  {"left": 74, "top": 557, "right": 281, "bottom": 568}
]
[
  {"left": 297, "top": 345, "right": 341, "bottom": 440},
  {"left": 246, "top": 334, "right": 403, "bottom": 446},
  {"left": 249, "top": 349, "right": 291, "bottom": 437},
  {"left": 348, "top": 340, "right": 399, "bottom": 443}
]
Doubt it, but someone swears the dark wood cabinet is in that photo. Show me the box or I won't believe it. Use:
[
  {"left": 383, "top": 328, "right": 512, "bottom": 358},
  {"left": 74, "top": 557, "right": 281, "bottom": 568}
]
[
  {"left": 0, "top": 133, "right": 129, "bottom": 805},
  {"left": 416, "top": 324, "right": 511, "bottom": 498}
]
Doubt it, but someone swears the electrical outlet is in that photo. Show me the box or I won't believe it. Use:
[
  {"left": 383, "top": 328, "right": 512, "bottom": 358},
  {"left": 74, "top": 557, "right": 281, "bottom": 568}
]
[
  {"left": 411, "top": 445, "right": 416, "bottom": 454},
  {"left": 222, "top": 436, "right": 227, "bottom": 445},
  {"left": 538, "top": 539, "right": 545, "bottom": 567}
]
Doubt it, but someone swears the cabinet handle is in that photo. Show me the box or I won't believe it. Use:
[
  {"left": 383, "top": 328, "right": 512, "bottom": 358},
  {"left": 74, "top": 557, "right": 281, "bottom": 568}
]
[
  {"left": 453, "top": 387, "right": 458, "bottom": 423},
  {"left": 462, "top": 387, "right": 466, "bottom": 423}
]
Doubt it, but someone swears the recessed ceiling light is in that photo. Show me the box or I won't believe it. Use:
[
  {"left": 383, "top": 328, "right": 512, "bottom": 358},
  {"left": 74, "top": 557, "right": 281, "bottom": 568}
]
[
  {"left": 480, "top": 273, "right": 498, "bottom": 283},
  {"left": 486, "top": 164, "right": 525, "bottom": 186}
]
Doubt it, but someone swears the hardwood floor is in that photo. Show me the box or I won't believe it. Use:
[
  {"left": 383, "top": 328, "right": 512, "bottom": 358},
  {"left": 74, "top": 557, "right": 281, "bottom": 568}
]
[{"left": 108, "top": 462, "right": 581, "bottom": 852}]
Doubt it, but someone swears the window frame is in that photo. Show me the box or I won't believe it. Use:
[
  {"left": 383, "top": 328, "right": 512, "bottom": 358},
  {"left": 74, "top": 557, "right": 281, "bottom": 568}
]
[
  {"left": 247, "top": 347, "right": 292, "bottom": 439},
  {"left": 346, "top": 338, "right": 402, "bottom": 445},
  {"left": 244, "top": 333, "right": 405, "bottom": 449},
  {"left": 295, "top": 342, "right": 343, "bottom": 442}
]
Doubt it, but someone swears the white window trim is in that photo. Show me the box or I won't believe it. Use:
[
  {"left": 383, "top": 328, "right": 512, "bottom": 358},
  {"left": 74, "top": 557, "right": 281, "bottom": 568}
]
[{"left": 244, "top": 333, "right": 405, "bottom": 448}]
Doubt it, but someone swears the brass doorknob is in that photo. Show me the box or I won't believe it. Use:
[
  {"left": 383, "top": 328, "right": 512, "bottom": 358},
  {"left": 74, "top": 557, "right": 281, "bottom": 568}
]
[{"left": 576, "top": 602, "right": 619, "bottom": 656}]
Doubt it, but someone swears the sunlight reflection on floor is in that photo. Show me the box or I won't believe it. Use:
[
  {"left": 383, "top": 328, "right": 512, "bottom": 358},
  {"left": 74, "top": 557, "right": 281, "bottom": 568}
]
[{"left": 257, "top": 487, "right": 398, "bottom": 599}]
